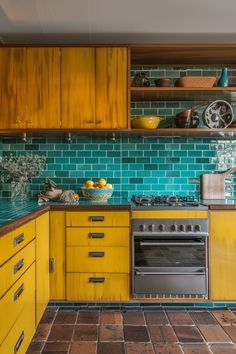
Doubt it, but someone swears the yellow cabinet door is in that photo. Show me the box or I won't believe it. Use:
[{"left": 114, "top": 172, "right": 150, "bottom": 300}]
[
  {"left": 66, "top": 211, "right": 130, "bottom": 227},
  {"left": 26, "top": 48, "right": 61, "bottom": 128},
  {"left": 49, "top": 211, "right": 66, "bottom": 300},
  {"left": 95, "top": 47, "right": 128, "bottom": 129},
  {"left": 66, "top": 273, "right": 130, "bottom": 301},
  {"left": 66, "top": 246, "right": 130, "bottom": 273},
  {"left": 61, "top": 47, "right": 95, "bottom": 128},
  {"left": 66, "top": 227, "right": 130, "bottom": 247},
  {"left": 210, "top": 211, "right": 236, "bottom": 300},
  {"left": 36, "top": 212, "right": 49, "bottom": 325},
  {"left": 0, "top": 47, "right": 26, "bottom": 129}
]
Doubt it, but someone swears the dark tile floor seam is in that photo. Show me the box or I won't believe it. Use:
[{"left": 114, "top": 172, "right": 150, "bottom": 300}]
[{"left": 39, "top": 309, "right": 59, "bottom": 353}]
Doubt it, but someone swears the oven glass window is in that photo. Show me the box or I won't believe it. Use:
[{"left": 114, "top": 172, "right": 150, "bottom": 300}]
[{"left": 135, "top": 238, "right": 206, "bottom": 268}]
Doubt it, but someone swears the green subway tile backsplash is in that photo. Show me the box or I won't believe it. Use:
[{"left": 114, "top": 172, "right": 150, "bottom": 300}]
[{"left": 1, "top": 135, "right": 236, "bottom": 199}]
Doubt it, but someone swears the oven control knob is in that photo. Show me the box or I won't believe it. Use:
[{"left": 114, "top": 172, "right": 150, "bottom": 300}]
[
  {"left": 179, "top": 224, "right": 185, "bottom": 232},
  {"left": 140, "top": 224, "right": 146, "bottom": 232},
  {"left": 171, "top": 224, "right": 177, "bottom": 232},
  {"left": 159, "top": 224, "right": 165, "bottom": 231},
  {"left": 149, "top": 224, "right": 155, "bottom": 232},
  {"left": 195, "top": 224, "right": 201, "bottom": 232},
  {"left": 187, "top": 224, "right": 193, "bottom": 232}
]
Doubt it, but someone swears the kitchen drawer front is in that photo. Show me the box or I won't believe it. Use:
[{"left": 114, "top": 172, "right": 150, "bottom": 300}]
[
  {"left": 0, "top": 240, "right": 35, "bottom": 298},
  {"left": 66, "top": 273, "right": 130, "bottom": 301},
  {"left": 0, "top": 262, "right": 35, "bottom": 345},
  {"left": 0, "top": 293, "right": 35, "bottom": 354},
  {"left": 0, "top": 220, "right": 35, "bottom": 266},
  {"left": 66, "top": 227, "right": 130, "bottom": 247},
  {"left": 66, "top": 211, "right": 130, "bottom": 227},
  {"left": 66, "top": 246, "right": 130, "bottom": 273}
]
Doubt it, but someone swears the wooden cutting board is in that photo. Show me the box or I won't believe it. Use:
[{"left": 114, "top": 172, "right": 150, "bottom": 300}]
[{"left": 201, "top": 167, "right": 236, "bottom": 199}]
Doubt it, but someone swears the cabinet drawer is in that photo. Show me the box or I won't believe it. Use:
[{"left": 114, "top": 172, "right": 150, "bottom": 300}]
[
  {"left": 0, "top": 239, "right": 35, "bottom": 298},
  {"left": 66, "top": 211, "right": 130, "bottom": 227},
  {"left": 0, "top": 263, "right": 35, "bottom": 345},
  {"left": 0, "top": 293, "right": 35, "bottom": 354},
  {"left": 66, "top": 273, "right": 130, "bottom": 301},
  {"left": 66, "top": 227, "right": 129, "bottom": 247},
  {"left": 66, "top": 246, "right": 129, "bottom": 273},
  {"left": 0, "top": 220, "right": 35, "bottom": 266}
]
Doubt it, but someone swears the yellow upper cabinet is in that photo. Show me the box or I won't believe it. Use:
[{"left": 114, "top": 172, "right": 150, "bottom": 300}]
[
  {"left": 61, "top": 47, "right": 96, "bottom": 129},
  {"left": 0, "top": 48, "right": 27, "bottom": 129},
  {"left": 0, "top": 47, "right": 61, "bottom": 129},
  {"left": 210, "top": 211, "right": 236, "bottom": 300},
  {"left": 95, "top": 47, "right": 128, "bottom": 129},
  {"left": 26, "top": 48, "right": 61, "bottom": 128},
  {"left": 61, "top": 47, "right": 128, "bottom": 129}
]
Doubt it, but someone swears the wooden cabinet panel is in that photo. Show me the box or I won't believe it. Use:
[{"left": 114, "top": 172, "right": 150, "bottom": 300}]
[
  {"left": 66, "top": 211, "right": 130, "bottom": 227},
  {"left": 0, "top": 220, "right": 35, "bottom": 266},
  {"left": 0, "top": 263, "right": 35, "bottom": 346},
  {"left": 210, "top": 211, "right": 236, "bottom": 300},
  {"left": 66, "top": 246, "right": 129, "bottom": 273},
  {"left": 66, "top": 273, "right": 130, "bottom": 301},
  {"left": 0, "top": 48, "right": 26, "bottom": 129},
  {"left": 49, "top": 211, "right": 66, "bottom": 300},
  {"left": 36, "top": 213, "right": 49, "bottom": 325},
  {"left": 0, "top": 240, "right": 35, "bottom": 298},
  {"left": 61, "top": 47, "right": 95, "bottom": 128},
  {"left": 66, "top": 227, "right": 129, "bottom": 247},
  {"left": 95, "top": 47, "right": 128, "bottom": 129},
  {"left": 27, "top": 48, "right": 61, "bottom": 128}
]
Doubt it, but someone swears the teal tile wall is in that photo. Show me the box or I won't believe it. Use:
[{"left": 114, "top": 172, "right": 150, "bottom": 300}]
[{"left": 0, "top": 136, "right": 236, "bottom": 199}]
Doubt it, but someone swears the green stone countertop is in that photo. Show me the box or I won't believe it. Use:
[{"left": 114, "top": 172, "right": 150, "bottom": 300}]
[{"left": 0, "top": 198, "right": 131, "bottom": 229}]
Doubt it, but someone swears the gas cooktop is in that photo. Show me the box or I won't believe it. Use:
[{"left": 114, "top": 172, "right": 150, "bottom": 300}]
[{"left": 131, "top": 195, "right": 201, "bottom": 208}]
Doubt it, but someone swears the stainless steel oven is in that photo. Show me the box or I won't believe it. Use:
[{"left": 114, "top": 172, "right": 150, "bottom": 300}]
[{"left": 132, "top": 218, "right": 209, "bottom": 298}]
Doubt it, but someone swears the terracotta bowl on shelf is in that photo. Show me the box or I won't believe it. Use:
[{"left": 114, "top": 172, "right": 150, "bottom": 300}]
[
  {"left": 154, "top": 78, "right": 171, "bottom": 87},
  {"left": 131, "top": 116, "right": 162, "bottom": 129}
]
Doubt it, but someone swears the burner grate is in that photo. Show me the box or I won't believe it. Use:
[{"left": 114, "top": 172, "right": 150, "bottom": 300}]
[{"left": 131, "top": 195, "right": 199, "bottom": 207}]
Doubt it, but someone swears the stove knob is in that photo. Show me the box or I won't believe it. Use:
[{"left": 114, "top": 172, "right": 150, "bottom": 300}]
[
  {"left": 195, "top": 224, "right": 201, "bottom": 232},
  {"left": 149, "top": 224, "right": 155, "bottom": 232},
  {"left": 187, "top": 225, "right": 193, "bottom": 232},
  {"left": 179, "top": 224, "right": 185, "bottom": 232},
  {"left": 171, "top": 224, "right": 177, "bottom": 232},
  {"left": 140, "top": 224, "right": 146, "bottom": 232},
  {"left": 159, "top": 224, "right": 165, "bottom": 231}
]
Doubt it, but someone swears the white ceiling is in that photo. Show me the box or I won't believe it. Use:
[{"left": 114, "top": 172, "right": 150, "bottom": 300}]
[{"left": 1, "top": 0, "right": 236, "bottom": 44}]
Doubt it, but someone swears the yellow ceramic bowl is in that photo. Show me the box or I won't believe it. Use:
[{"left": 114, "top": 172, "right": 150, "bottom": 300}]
[{"left": 131, "top": 116, "right": 161, "bottom": 129}]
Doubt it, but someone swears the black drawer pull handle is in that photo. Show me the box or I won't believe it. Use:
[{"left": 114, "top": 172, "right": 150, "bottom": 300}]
[
  {"left": 14, "top": 284, "right": 24, "bottom": 302},
  {"left": 13, "top": 259, "right": 25, "bottom": 274},
  {"left": 89, "top": 277, "right": 105, "bottom": 283},
  {"left": 89, "top": 252, "right": 105, "bottom": 257},
  {"left": 88, "top": 216, "right": 104, "bottom": 222},
  {"left": 49, "top": 258, "right": 55, "bottom": 273},
  {"left": 88, "top": 233, "right": 105, "bottom": 239},
  {"left": 14, "top": 331, "right": 24, "bottom": 354},
  {"left": 13, "top": 233, "right": 24, "bottom": 247}
]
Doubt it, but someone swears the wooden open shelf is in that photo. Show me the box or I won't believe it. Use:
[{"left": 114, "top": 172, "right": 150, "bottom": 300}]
[
  {"left": 1, "top": 128, "right": 236, "bottom": 139},
  {"left": 130, "top": 87, "right": 236, "bottom": 102}
]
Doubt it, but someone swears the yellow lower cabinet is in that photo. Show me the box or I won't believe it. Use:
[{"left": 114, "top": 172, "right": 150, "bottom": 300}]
[
  {"left": 66, "top": 211, "right": 130, "bottom": 227},
  {"left": 0, "top": 239, "right": 35, "bottom": 298},
  {"left": 66, "top": 246, "right": 129, "bottom": 273},
  {"left": 36, "top": 212, "right": 50, "bottom": 325},
  {"left": 0, "top": 292, "right": 35, "bottom": 354},
  {"left": 0, "top": 263, "right": 35, "bottom": 345},
  {"left": 66, "top": 273, "right": 130, "bottom": 301},
  {"left": 0, "top": 220, "right": 35, "bottom": 266},
  {"left": 66, "top": 227, "right": 129, "bottom": 247},
  {"left": 210, "top": 211, "right": 236, "bottom": 300}
]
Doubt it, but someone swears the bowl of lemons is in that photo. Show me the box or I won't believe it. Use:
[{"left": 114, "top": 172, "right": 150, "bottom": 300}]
[{"left": 81, "top": 179, "right": 114, "bottom": 201}]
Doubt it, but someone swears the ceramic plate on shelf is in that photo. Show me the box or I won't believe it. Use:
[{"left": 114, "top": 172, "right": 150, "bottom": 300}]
[{"left": 202, "top": 100, "right": 234, "bottom": 129}]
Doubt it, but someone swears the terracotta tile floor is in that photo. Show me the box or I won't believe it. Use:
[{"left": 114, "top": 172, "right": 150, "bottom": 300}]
[{"left": 27, "top": 307, "right": 236, "bottom": 354}]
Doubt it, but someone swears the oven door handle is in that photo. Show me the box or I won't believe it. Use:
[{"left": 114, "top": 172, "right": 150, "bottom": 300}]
[
  {"left": 133, "top": 232, "right": 208, "bottom": 237},
  {"left": 135, "top": 270, "right": 206, "bottom": 276},
  {"left": 139, "top": 241, "right": 205, "bottom": 246}
]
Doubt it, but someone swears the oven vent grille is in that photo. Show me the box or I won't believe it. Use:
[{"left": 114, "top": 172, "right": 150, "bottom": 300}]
[{"left": 133, "top": 293, "right": 207, "bottom": 299}]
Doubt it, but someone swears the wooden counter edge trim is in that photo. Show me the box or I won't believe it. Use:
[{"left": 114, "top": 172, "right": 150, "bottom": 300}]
[
  {"left": 208, "top": 205, "right": 236, "bottom": 210},
  {"left": 0, "top": 204, "right": 131, "bottom": 237}
]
